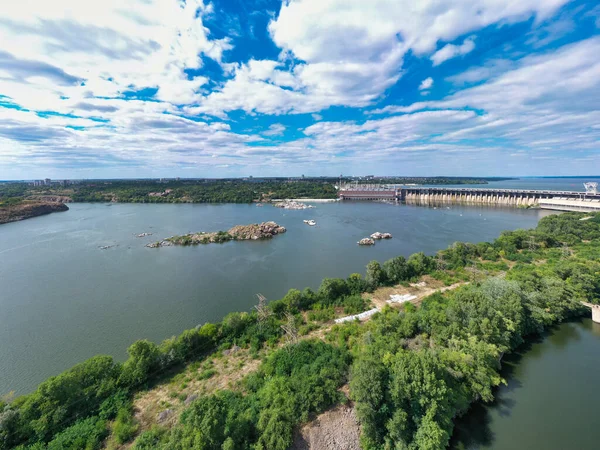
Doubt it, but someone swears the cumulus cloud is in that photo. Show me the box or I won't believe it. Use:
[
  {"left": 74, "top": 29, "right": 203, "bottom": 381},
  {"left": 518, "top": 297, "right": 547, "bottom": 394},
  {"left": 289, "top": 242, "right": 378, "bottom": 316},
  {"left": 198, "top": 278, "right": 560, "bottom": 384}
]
[
  {"left": 419, "top": 77, "right": 434, "bottom": 91},
  {"left": 196, "top": 0, "right": 568, "bottom": 117},
  {"left": 431, "top": 37, "right": 476, "bottom": 66},
  {"left": 0, "top": 0, "right": 230, "bottom": 110},
  {"left": 1, "top": 0, "right": 594, "bottom": 177},
  {"left": 363, "top": 37, "right": 600, "bottom": 172},
  {"left": 263, "top": 124, "right": 286, "bottom": 136}
]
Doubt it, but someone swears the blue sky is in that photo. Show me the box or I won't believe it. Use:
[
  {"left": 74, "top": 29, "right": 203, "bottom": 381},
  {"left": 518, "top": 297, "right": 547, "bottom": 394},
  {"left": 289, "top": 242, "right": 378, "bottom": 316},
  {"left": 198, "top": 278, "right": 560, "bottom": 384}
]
[{"left": 0, "top": 0, "right": 598, "bottom": 179}]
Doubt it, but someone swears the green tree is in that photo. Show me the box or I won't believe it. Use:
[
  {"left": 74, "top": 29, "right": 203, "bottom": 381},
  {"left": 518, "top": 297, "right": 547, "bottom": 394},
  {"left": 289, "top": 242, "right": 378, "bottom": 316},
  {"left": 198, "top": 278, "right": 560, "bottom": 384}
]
[
  {"left": 346, "top": 273, "right": 368, "bottom": 295},
  {"left": 407, "top": 252, "right": 435, "bottom": 277},
  {"left": 383, "top": 256, "right": 410, "bottom": 284},
  {"left": 317, "top": 278, "right": 350, "bottom": 305},
  {"left": 120, "top": 340, "right": 161, "bottom": 387},
  {"left": 365, "top": 261, "right": 386, "bottom": 288}
]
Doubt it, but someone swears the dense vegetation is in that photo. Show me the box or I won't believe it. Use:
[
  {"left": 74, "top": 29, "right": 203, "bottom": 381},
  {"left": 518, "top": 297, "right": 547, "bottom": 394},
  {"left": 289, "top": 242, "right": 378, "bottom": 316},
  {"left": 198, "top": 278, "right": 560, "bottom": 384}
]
[
  {"left": 132, "top": 341, "right": 348, "bottom": 449},
  {"left": 0, "top": 179, "right": 339, "bottom": 204},
  {"left": 1, "top": 212, "right": 599, "bottom": 449},
  {"left": 0, "top": 184, "right": 27, "bottom": 207},
  {"left": 0, "top": 176, "right": 516, "bottom": 206}
]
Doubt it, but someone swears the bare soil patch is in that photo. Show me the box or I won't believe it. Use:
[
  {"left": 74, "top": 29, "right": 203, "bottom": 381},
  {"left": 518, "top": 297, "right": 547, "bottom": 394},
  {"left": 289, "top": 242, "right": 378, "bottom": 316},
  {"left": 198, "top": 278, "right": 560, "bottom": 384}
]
[{"left": 291, "top": 403, "right": 361, "bottom": 450}]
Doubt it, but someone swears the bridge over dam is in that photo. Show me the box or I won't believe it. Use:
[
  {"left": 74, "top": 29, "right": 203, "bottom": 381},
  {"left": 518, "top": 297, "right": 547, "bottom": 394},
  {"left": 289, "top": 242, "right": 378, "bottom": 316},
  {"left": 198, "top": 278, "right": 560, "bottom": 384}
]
[{"left": 337, "top": 183, "right": 600, "bottom": 212}]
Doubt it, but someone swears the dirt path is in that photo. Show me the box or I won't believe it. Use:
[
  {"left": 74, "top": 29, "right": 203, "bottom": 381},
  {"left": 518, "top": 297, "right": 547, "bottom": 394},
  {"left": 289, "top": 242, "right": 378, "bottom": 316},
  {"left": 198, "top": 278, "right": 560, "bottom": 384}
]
[{"left": 366, "top": 276, "right": 466, "bottom": 311}]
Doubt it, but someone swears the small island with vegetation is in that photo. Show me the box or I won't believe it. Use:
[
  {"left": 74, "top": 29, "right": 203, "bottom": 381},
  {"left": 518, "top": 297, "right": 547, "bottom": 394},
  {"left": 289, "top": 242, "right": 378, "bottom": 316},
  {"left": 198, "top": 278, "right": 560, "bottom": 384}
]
[{"left": 147, "top": 221, "right": 286, "bottom": 248}]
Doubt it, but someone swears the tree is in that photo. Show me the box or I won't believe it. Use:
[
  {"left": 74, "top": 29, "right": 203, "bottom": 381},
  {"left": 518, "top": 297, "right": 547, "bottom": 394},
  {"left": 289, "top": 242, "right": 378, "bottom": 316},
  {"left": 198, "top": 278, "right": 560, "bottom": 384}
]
[
  {"left": 407, "top": 252, "right": 435, "bottom": 277},
  {"left": 383, "top": 256, "right": 410, "bottom": 283},
  {"left": 280, "top": 312, "right": 298, "bottom": 345},
  {"left": 120, "top": 340, "right": 161, "bottom": 387},
  {"left": 255, "top": 294, "right": 271, "bottom": 328},
  {"left": 317, "top": 278, "right": 349, "bottom": 305},
  {"left": 365, "top": 261, "right": 386, "bottom": 288},
  {"left": 347, "top": 273, "right": 368, "bottom": 295}
]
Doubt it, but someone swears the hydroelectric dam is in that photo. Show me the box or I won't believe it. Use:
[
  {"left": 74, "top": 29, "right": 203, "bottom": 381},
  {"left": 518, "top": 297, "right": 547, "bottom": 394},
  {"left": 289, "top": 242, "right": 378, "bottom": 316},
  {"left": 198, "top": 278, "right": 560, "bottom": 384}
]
[{"left": 338, "top": 183, "right": 600, "bottom": 212}]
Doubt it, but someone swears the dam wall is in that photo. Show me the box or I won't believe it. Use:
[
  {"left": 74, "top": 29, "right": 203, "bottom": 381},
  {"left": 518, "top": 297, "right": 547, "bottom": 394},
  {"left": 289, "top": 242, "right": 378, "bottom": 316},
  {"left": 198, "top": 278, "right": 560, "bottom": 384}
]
[
  {"left": 338, "top": 185, "right": 600, "bottom": 212},
  {"left": 403, "top": 190, "right": 544, "bottom": 207}
]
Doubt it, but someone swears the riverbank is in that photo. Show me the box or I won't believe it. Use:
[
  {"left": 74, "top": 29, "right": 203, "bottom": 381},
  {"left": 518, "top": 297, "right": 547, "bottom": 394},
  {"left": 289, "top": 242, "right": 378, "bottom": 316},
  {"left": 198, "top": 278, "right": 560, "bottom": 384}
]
[
  {"left": 3, "top": 212, "right": 599, "bottom": 450},
  {"left": 0, "top": 201, "right": 69, "bottom": 225},
  {"left": 451, "top": 318, "right": 600, "bottom": 450}
]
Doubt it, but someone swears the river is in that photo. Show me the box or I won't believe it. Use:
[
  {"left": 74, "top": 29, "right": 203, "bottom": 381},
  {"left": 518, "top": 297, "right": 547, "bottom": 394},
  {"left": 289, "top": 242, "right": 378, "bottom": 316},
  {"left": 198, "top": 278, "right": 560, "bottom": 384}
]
[
  {"left": 452, "top": 318, "right": 600, "bottom": 450},
  {"left": 0, "top": 201, "right": 552, "bottom": 395}
]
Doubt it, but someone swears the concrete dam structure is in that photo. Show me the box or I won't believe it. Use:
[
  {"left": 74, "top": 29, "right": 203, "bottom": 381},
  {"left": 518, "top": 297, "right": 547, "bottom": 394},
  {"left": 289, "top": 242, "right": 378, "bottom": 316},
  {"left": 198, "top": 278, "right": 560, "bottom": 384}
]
[
  {"left": 337, "top": 183, "right": 600, "bottom": 212},
  {"left": 581, "top": 302, "right": 600, "bottom": 324}
]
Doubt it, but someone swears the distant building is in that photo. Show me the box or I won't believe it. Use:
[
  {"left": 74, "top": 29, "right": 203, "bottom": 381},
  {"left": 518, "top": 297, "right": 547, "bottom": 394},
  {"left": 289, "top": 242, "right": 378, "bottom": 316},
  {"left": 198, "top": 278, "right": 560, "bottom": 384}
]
[{"left": 44, "top": 178, "right": 51, "bottom": 185}]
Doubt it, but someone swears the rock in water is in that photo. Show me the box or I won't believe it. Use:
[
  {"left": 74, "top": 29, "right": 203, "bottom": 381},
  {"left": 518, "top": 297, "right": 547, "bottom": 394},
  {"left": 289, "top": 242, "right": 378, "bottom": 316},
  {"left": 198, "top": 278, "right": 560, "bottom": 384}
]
[
  {"left": 370, "top": 232, "right": 392, "bottom": 239},
  {"left": 148, "top": 222, "right": 286, "bottom": 247},
  {"left": 358, "top": 238, "right": 375, "bottom": 246}
]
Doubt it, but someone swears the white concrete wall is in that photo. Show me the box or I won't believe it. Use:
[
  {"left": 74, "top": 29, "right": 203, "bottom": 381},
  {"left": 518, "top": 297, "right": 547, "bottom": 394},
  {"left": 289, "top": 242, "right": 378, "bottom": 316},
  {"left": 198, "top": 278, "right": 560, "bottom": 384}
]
[
  {"left": 539, "top": 198, "right": 600, "bottom": 212},
  {"left": 592, "top": 306, "right": 600, "bottom": 324}
]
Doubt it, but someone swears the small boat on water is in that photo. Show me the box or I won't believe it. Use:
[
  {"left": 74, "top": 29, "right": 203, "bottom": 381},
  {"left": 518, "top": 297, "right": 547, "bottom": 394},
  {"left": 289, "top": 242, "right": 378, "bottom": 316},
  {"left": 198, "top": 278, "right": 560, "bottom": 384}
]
[
  {"left": 256, "top": 203, "right": 263, "bottom": 207},
  {"left": 304, "top": 219, "right": 317, "bottom": 226}
]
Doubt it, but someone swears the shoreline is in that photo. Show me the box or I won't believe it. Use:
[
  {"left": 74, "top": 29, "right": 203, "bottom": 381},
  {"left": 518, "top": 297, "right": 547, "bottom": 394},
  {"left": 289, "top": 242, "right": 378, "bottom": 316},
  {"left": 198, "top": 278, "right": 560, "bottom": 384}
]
[{"left": 0, "top": 202, "right": 69, "bottom": 225}]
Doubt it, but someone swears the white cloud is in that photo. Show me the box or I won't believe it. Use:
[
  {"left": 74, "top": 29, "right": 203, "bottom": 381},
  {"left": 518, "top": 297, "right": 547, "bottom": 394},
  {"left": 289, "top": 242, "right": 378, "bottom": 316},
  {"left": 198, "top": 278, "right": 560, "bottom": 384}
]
[
  {"left": 263, "top": 123, "right": 286, "bottom": 136},
  {"left": 419, "top": 77, "right": 434, "bottom": 90},
  {"left": 431, "top": 37, "right": 476, "bottom": 66},
  {"left": 0, "top": 0, "right": 591, "bottom": 177},
  {"left": 195, "top": 0, "right": 568, "bottom": 117},
  {"left": 0, "top": 0, "right": 230, "bottom": 110},
  {"left": 366, "top": 37, "right": 600, "bottom": 166},
  {"left": 446, "top": 59, "right": 516, "bottom": 85}
]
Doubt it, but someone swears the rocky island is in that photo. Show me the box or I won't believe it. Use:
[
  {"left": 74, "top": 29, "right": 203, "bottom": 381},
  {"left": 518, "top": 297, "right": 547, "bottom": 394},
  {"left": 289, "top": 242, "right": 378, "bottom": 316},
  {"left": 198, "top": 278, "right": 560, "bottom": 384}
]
[
  {"left": 273, "top": 200, "right": 314, "bottom": 210},
  {"left": 147, "top": 221, "right": 286, "bottom": 247},
  {"left": 0, "top": 201, "right": 69, "bottom": 225}
]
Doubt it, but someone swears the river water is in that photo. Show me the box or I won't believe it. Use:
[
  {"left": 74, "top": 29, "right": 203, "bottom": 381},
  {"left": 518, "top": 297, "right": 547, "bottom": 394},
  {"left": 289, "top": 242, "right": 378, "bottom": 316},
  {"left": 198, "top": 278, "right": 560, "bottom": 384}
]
[
  {"left": 452, "top": 318, "right": 600, "bottom": 450},
  {"left": 0, "top": 201, "right": 551, "bottom": 395}
]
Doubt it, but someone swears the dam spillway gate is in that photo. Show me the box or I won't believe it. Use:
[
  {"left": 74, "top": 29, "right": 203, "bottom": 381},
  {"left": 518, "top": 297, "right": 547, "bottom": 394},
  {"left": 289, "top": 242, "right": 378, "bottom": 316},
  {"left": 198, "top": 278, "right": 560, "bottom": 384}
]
[{"left": 337, "top": 184, "right": 600, "bottom": 212}]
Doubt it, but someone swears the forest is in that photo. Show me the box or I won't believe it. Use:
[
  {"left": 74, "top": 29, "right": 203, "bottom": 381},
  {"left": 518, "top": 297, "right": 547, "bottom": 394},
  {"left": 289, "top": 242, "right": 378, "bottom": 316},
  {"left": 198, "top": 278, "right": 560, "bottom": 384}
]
[
  {"left": 0, "top": 176, "right": 514, "bottom": 205},
  {"left": 1, "top": 212, "right": 599, "bottom": 449},
  {"left": 0, "top": 179, "right": 339, "bottom": 204}
]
